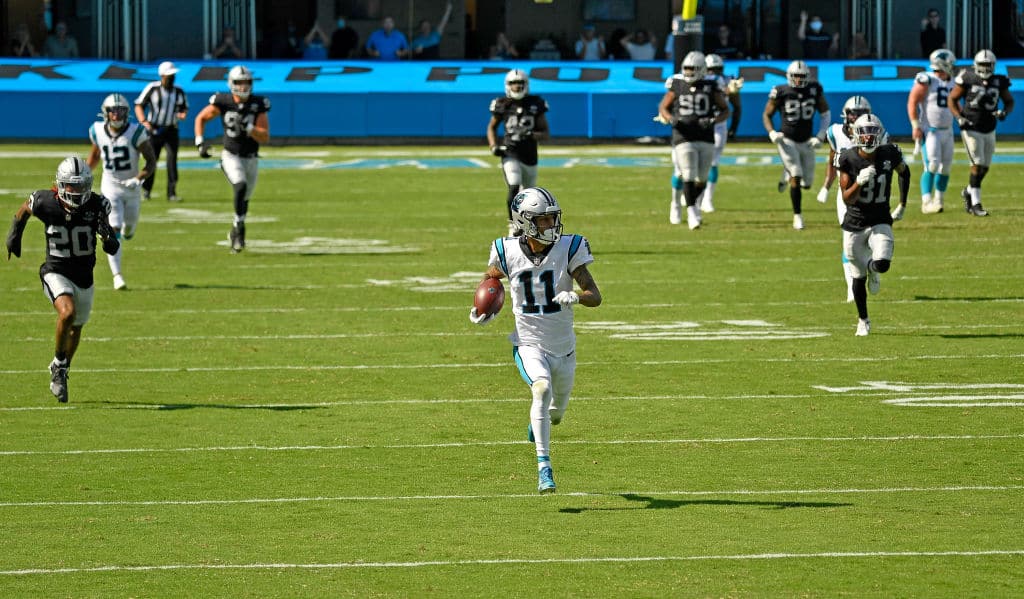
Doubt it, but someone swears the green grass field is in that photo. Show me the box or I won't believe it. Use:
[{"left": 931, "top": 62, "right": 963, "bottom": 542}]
[{"left": 0, "top": 143, "right": 1022, "bottom": 597}]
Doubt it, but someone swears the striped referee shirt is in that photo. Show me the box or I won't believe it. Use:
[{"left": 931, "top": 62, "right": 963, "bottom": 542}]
[{"left": 134, "top": 82, "right": 188, "bottom": 128}]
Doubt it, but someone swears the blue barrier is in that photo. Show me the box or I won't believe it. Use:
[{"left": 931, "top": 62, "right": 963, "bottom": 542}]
[{"left": 0, "top": 58, "right": 1020, "bottom": 140}]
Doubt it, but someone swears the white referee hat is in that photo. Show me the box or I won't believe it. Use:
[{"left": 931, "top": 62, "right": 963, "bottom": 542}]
[{"left": 158, "top": 61, "right": 179, "bottom": 76}]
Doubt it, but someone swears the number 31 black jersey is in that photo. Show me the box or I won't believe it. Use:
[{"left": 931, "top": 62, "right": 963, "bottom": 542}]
[
  {"left": 837, "top": 144, "right": 905, "bottom": 231},
  {"left": 29, "top": 190, "right": 112, "bottom": 289},
  {"left": 209, "top": 92, "right": 272, "bottom": 157}
]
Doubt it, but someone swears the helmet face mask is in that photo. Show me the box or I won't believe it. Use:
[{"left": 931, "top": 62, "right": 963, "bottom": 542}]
[
  {"left": 704, "top": 53, "right": 724, "bottom": 75},
  {"left": 511, "top": 187, "right": 562, "bottom": 245},
  {"left": 55, "top": 156, "right": 93, "bottom": 213},
  {"left": 504, "top": 69, "right": 528, "bottom": 100},
  {"left": 681, "top": 51, "right": 706, "bottom": 83},
  {"left": 228, "top": 65, "right": 253, "bottom": 100},
  {"left": 852, "top": 114, "right": 885, "bottom": 154},
  {"left": 929, "top": 49, "right": 956, "bottom": 76},
  {"left": 973, "top": 49, "right": 996, "bottom": 79},
  {"left": 101, "top": 93, "right": 130, "bottom": 132},
  {"left": 842, "top": 95, "right": 872, "bottom": 126},
  {"left": 786, "top": 60, "right": 809, "bottom": 88}
]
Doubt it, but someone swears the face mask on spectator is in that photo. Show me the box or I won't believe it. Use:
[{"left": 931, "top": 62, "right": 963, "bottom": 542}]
[
  {"left": 337, "top": 19, "right": 346, "bottom": 28},
  {"left": 810, "top": 20, "right": 823, "bottom": 32}
]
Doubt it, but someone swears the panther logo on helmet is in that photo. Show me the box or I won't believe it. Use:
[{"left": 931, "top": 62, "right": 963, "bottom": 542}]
[
  {"left": 681, "top": 51, "right": 706, "bottom": 83},
  {"left": 973, "top": 49, "right": 996, "bottom": 79},
  {"left": 704, "top": 53, "right": 724, "bottom": 75},
  {"left": 511, "top": 187, "right": 562, "bottom": 245},
  {"left": 228, "top": 65, "right": 254, "bottom": 100},
  {"left": 842, "top": 96, "right": 872, "bottom": 126},
  {"left": 786, "top": 60, "right": 810, "bottom": 88},
  {"left": 55, "top": 155, "right": 93, "bottom": 213},
  {"left": 852, "top": 114, "right": 886, "bottom": 154},
  {"left": 929, "top": 49, "right": 956, "bottom": 76},
  {"left": 504, "top": 69, "right": 529, "bottom": 100},
  {"left": 100, "top": 93, "right": 131, "bottom": 132}
]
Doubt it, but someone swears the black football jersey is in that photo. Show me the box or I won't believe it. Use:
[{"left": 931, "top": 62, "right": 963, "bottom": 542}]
[
  {"left": 837, "top": 144, "right": 905, "bottom": 231},
  {"left": 768, "top": 82, "right": 825, "bottom": 142},
  {"left": 29, "top": 190, "right": 112, "bottom": 289},
  {"left": 210, "top": 92, "right": 271, "bottom": 157},
  {"left": 489, "top": 94, "right": 548, "bottom": 166},
  {"left": 667, "top": 76, "right": 721, "bottom": 144},
  {"left": 954, "top": 70, "right": 1011, "bottom": 133}
]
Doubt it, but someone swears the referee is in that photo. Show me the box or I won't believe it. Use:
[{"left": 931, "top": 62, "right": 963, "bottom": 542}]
[{"left": 134, "top": 61, "right": 189, "bottom": 202}]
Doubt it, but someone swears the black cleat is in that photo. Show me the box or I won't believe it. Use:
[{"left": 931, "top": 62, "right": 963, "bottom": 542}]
[
  {"left": 969, "top": 204, "right": 989, "bottom": 217},
  {"left": 49, "top": 361, "right": 68, "bottom": 403},
  {"left": 228, "top": 224, "right": 246, "bottom": 253},
  {"left": 961, "top": 187, "right": 972, "bottom": 213}
]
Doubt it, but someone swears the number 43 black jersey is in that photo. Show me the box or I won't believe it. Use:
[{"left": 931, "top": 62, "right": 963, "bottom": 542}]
[
  {"left": 769, "top": 82, "right": 825, "bottom": 142},
  {"left": 837, "top": 144, "right": 905, "bottom": 231},
  {"left": 28, "top": 190, "right": 113, "bottom": 289},
  {"left": 209, "top": 92, "right": 271, "bottom": 157}
]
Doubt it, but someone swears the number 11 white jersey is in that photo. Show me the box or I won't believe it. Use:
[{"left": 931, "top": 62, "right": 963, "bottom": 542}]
[{"left": 489, "top": 234, "right": 594, "bottom": 357}]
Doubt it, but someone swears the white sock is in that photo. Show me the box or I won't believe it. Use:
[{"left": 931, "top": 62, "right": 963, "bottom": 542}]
[
  {"left": 537, "top": 456, "right": 551, "bottom": 471},
  {"left": 107, "top": 248, "right": 122, "bottom": 278},
  {"left": 672, "top": 187, "right": 684, "bottom": 205},
  {"left": 969, "top": 186, "right": 981, "bottom": 206}
]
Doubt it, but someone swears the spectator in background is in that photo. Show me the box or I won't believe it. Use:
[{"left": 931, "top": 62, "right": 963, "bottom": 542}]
[
  {"left": 412, "top": 2, "right": 453, "bottom": 59},
  {"left": 708, "top": 24, "right": 743, "bottom": 59},
  {"left": 620, "top": 29, "right": 657, "bottom": 60},
  {"left": 366, "top": 16, "right": 409, "bottom": 60},
  {"left": 330, "top": 15, "right": 359, "bottom": 59},
  {"left": 212, "top": 25, "right": 243, "bottom": 59},
  {"left": 488, "top": 32, "right": 519, "bottom": 60},
  {"left": 302, "top": 23, "right": 329, "bottom": 60},
  {"left": 607, "top": 28, "right": 630, "bottom": 60},
  {"left": 575, "top": 23, "right": 606, "bottom": 60},
  {"left": 43, "top": 21, "right": 78, "bottom": 58},
  {"left": 920, "top": 8, "right": 946, "bottom": 57},
  {"left": 271, "top": 21, "right": 303, "bottom": 59},
  {"left": 10, "top": 23, "right": 38, "bottom": 57},
  {"left": 797, "top": 11, "right": 838, "bottom": 59},
  {"left": 849, "top": 32, "right": 873, "bottom": 59}
]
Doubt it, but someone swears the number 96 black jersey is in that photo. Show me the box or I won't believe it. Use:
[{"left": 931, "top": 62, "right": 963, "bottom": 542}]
[
  {"left": 29, "top": 190, "right": 112, "bottom": 289},
  {"left": 769, "top": 82, "right": 825, "bottom": 142},
  {"left": 666, "top": 76, "right": 721, "bottom": 144},
  {"left": 837, "top": 144, "right": 905, "bottom": 231},
  {"left": 209, "top": 92, "right": 271, "bottom": 157}
]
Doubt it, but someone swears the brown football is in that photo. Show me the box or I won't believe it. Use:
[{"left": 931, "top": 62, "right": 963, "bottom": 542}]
[{"left": 473, "top": 277, "right": 505, "bottom": 316}]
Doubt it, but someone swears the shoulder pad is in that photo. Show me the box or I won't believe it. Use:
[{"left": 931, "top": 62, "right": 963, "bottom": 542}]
[{"left": 915, "top": 72, "right": 931, "bottom": 84}]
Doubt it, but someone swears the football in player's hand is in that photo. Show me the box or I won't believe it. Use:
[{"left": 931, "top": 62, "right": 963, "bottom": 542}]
[{"left": 474, "top": 277, "right": 505, "bottom": 317}]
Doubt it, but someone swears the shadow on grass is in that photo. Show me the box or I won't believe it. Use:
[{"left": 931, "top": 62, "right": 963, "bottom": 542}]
[
  {"left": 559, "top": 493, "right": 852, "bottom": 514},
  {"left": 89, "top": 401, "right": 321, "bottom": 412},
  {"left": 932, "top": 333, "right": 1024, "bottom": 339},
  {"left": 913, "top": 295, "right": 1024, "bottom": 302}
]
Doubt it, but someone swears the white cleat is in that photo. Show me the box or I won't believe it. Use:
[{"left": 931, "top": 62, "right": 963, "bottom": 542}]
[
  {"left": 113, "top": 274, "right": 127, "bottom": 290},
  {"left": 687, "top": 205, "right": 702, "bottom": 230},
  {"left": 856, "top": 318, "right": 871, "bottom": 336},
  {"left": 669, "top": 200, "right": 682, "bottom": 225},
  {"left": 700, "top": 196, "right": 715, "bottom": 213},
  {"left": 792, "top": 214, "right": 805, "bottom": 230},
  {"left": 868, "top": 270, "right": 881, "bottom": 295}
]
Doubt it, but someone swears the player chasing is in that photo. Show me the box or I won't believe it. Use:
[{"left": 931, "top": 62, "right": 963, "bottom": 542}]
[
  {"left": 5, "top": 156, "right": 121, "bottom": 402},
  {"left": 837, "top": 115, "right": 910, "bottom": 336},
  {"left": 487, "top": 70, "right": 550, "bottom": 237},
  {"left": 86, "top": 93, "right": 156, "bottom": 290},
  {"left": 907, "top": 49, "right": 958, "bottom": 214},
  {"left": 948, "top": 49, "right": 1014, "bottom": 217},
  {"left": 657, "top": 51, "right": 730, "bottom": 230},
  {"left": 763, "top": 60, "right": 831, "bottom": 230},
  {"left": 819, "top": 95, "right": 876, "bottom": 302},
  {"left": 194, "top": 65, "right": 271, "bottom": 252},
  {"left": 469, "top": 187, "right": 602, "bottom": 494},
  {"left": 697, "top": 53, "right": 743, "bottom": 214}
]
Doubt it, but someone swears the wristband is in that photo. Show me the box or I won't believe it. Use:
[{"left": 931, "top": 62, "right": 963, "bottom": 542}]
[{"left": 910, "top": 119, "right": 920, "bottom": 129}]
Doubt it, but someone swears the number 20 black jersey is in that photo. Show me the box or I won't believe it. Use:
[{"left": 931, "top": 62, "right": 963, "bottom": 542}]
[
  {"left": 769, "top": 82, "right": 825, "bottom": 142},
  {"left": 29, "top": 190, "right": 112, "bottom": 289},
  {"left": 209, "top": 92, "right": 271, "bottom": 157}
]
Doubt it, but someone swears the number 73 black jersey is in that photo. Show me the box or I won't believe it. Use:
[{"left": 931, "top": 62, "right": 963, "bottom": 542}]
[
  {"left": 666, "top": 75, "right": 721, "bottom": 144},
  {"left": 837, "top": 144, "right": 905, "bottom": 231},
  {"left": 769, "top": 82, "right": 825, "bottom": 142},
  {"left": 954, "top": 70, "right": 1011, "bottom": 133},
  {"left": 28, "top": 190, "right": 113, "bottom": 289},
  {"left": 209, "top": 92, "right": 271, "bottom": 157}
]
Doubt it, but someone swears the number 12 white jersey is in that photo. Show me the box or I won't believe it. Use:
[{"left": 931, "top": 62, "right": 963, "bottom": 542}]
[{"left": 489, "top": 234, "right": 594, "bottom": 357}]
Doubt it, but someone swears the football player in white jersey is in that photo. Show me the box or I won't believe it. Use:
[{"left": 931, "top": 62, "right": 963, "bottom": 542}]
[
  {"left": 86, "top": 93, "right": 156, "bottom": 290},
  {"left": 696, "top": 53, "right": 743, "bottom": 214},
  {"left": 907, "top": 49, "right": 958, "bottom": 214},
  {"left": 470, "top": 187, "right": 602, "bottom": 494}
]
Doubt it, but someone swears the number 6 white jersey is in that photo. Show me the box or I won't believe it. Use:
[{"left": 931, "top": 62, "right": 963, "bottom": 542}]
[
  {"left": 913, "top": 71, "right": 955, "bottom": 129},
  {"left": 489, "top": 234, "right": 594, "bottom": 357},
  {"left": 87, "top": 121, "right": 148, "bottom": 194}
]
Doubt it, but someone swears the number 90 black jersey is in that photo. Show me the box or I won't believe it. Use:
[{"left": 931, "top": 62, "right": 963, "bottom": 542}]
[
  {"left": 29, "top": 190, "right": 112, "bottom": 289},
  {"left": 209, "top": 92, "right": 272, "bottom": 157},
  {"left": 837, "top": 144, "right": 905, "bottom": 231},
  {"left": 954, "top": 70, "right": 1011, "bottom": 133},
  {"left": 666, "top": 76, "right": 720, "bottom": 144},
  {"left": 768, "top": 82, "right": 825, "bottom": 142}
]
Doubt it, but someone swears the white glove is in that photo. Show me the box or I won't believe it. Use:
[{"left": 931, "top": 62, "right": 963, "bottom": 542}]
[
  {"left": 727, "top": 77, "right": 744, "bottom": 93},
  {"left": 652, "top": 114, "right": 669, "bottom": 125},
  {"left": 891, "top": 204, "right": 906, "bottom": 221},
  {"left": 121, "top": 178, "right": 141, "bottom": 189},
  {"left": 468, "top": 307, "right": 495, "bottom": 325},
  {"left": 552, "top": 291, "right": 580, "bottom": 307},
  {"left": 808, "top": 137, "right": 822, "bottom": 149},
  {"left": 816, "top": 186, "right": 829, "bottom": 204},
  {"left": 768, "top": 130, "right": 784, "bottom": 144},
  {"left": 856, "top": 166, "right": 876, "bottom": 187}
]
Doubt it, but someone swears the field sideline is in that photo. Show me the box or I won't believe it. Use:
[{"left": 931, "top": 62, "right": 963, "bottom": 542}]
[{"left": 0, "top": 142, "right": 1021, "bottom": 596}]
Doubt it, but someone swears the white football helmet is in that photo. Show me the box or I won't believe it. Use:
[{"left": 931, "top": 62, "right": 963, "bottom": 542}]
[
  {"left": 786, "top": 60, "right": 810, "bottom": 88},
  {"left": 504, "top": 69, "right": 528, "bottom": 100},
  {"left": 973, "top": 49, "right": 996, "bottom": 79},
  {"left": 681, "top": 51, "right": 706, "bottom": 83},
  {"left": 929, "top": 49, "right": 956, "bottom": 76},
  {"left": 55, "top": 155, "right": 93, "bottom": 213},
  {"left": 704, "top": 53, "right": 724, "bottom": 74},
  {"left": 228, "top": 65, "right": 253, "bottom": 100},
  {"left": 511, "top": 187, "right": 562, "bottom": 245},
  {"left": 852, "top": 113, "right": 886, "bottom": 154},
  {"left": 100, "top": 93, "right": 131, "bottom": 132},
  {"left": 842, "top": 95, "right": 872, "bottom": 126}
]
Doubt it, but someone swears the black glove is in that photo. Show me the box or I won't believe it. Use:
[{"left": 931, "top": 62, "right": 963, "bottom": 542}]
[
  {"left": 698, "top": 117, "right": 715, "bottom": 128},
  {"left": 727, "top": 129, "right": 737, "bottom": 140},
  {"left": 6, "top": 216, "right": 25, "bottom": 259},
  {"left": 490, "top": 145, "right": 506, "bottom": 157},
  {"left": 197, "top": 141, "right": 212, "bottom": 159},
  {"left": 102, "top": 235, "right": 120, "bottom": 255}
]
